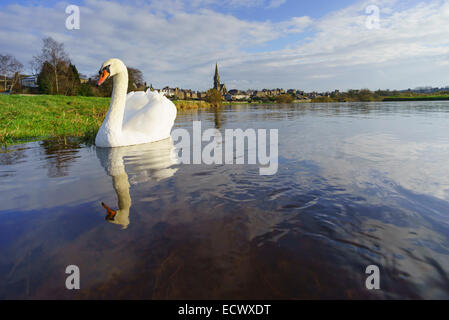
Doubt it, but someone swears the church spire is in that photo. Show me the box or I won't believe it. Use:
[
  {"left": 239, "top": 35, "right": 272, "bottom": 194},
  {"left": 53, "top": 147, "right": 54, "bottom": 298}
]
[{"left": 214, "top": 62, "right": 220, "bottom": 90}]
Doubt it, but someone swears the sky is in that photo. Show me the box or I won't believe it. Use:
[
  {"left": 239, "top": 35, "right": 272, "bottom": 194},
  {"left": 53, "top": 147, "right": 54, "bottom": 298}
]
[{"left": 0, "top": 0, "right": 448, "bottom": 91}]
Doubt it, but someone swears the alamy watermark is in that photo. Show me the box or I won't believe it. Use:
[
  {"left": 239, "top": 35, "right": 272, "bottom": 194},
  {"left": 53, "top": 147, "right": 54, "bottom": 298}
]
[
  {"left": 65, "top": 265, "right": 80, "bottom": 290},
  {"left": 365, "top": 265, "right": 380, "bottom": 290},
  {"left": 171, "top": 121, "right": 278, "bottom": 176},
  {"left": 65, "top": 5, "right": 80, "bottom": 30},
  {"left": 365, "top": 5, "right": 380, "bottom": 30}
]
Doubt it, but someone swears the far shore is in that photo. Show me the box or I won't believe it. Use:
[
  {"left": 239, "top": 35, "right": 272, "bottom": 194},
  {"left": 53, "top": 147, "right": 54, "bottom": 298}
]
[{"left": 383, "top": 96, "right": 449, "bottom": 101}]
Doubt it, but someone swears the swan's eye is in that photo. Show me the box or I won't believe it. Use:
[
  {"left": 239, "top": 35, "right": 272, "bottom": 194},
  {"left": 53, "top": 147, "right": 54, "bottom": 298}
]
[
  {"left": 99, "top": 65, "right": 110, "bottom": 75},
  {"left": 97, "top": 66, "right": 111, "bottom": 86}
]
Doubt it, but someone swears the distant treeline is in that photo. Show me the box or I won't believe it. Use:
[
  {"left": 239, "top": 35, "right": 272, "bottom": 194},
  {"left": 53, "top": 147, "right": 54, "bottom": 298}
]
[
  {"left": 383, "top": 95, "right": 449, "bottom": 101},
  {"left": 250, "top": 94, "right": 296, "bottom": 104},
  {"left": 312, "top": 89, "right": 449, "bottom": 102}
]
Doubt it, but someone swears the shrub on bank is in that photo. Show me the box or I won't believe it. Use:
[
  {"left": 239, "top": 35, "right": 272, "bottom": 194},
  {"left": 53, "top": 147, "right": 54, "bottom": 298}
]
[{"left": 274, "top": 94, "right": 294, "bottom": 104}]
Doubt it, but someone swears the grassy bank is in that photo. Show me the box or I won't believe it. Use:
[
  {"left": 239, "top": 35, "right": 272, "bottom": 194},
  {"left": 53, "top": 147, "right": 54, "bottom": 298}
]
[
  {"left": 383, "top": 95, "right": 449, "bottom": 101},
  {"left": 173, "top": 100, "right": 213, "bottom": 110},
  {"left": 0, "top": 95, "right": 218, "bottom": 146},
  {"left": 0, "top": 95, "right": 110, "bottom": 146}
]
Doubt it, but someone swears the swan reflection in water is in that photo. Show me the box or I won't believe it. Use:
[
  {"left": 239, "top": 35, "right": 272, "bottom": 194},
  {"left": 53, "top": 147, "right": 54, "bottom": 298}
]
[{"left": 96, "top": 138, "right": 179, "bottom": 229}]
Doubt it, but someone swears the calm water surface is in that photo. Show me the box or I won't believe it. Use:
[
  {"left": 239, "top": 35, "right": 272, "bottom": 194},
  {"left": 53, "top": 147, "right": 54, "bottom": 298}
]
[{"left": 1, "top": 102, "right": 449, "bottom": 299}]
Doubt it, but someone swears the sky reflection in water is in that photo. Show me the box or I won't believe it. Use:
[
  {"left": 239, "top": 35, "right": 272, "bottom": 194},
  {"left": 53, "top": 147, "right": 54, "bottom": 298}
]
[{"left": 0, "top": 102, "right": 448, "bottom": 299}]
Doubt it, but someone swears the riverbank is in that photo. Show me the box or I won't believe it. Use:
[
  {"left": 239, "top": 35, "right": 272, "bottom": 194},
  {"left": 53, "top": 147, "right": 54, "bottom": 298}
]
[
  {"left": 173, "top": 100, "right": 213, "bottom": 109},
  {"left": 0, "top": 95, "right": 108, "bottom": 146},
  {"left": 0, "top": 95, "right": 218, "bottom": 146},
  {"left": 383, "top": 95, "right": 449, "bottom": 101},
  {"left": 312, "top": 94, "right": 449, "bottom": 103}
]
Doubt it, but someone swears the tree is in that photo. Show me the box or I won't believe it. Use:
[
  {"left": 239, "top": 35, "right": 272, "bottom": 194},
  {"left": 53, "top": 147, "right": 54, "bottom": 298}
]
[
  {"left": 77, "top": 82, "right": 94, "bottom": 96},
  {"left": 359, "top": 89, "right": 374, "bottom": 101},
  {"left": 29, "top": 59, "right": 41, "bottom": 76},
  {"left": 38, "top": 61, "right": 55, "bottom": 94},
  {"left": 128, "top": 67, "right": 144, "bottom": 92},
  {"left": 33, "top": 37, "right": 69, "bottom": 94},
  {"left": 10, "top": 72, "right": 22, "bottom": 93},
  {"left": 274, "top": 94, "right": 294, "bottom": 104},
  {"left": 206, "top": 88, "right": 222, "bottom": 107},
  {"left": 0, "top": 54, "right": 23, "bottom": 91},
  {"left": 0, "top": 54, "right": 10, "bottom": 91},
  {"left": 66, "top": 63, "right": 81, "bottom": 96}
]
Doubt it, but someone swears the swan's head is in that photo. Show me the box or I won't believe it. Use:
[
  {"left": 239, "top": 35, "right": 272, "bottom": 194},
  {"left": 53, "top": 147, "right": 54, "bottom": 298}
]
[
  {"left": 101, "top": 202, "right": 129, "bottom": 229},
  {"left": 97, "top": 58, "right": 126, "bottom": 86}
]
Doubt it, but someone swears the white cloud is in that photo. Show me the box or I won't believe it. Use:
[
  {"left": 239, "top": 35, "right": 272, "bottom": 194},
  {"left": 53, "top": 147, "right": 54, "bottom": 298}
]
[
  {"left": 0, "top": 0, "right": 448, "bottom": 91},
  {"left": 266, "top": 0, "right": 286, "bottom": 9},
  {"left": 282, "top": 128, "right": 449, "bottom": 202},
  {"left": 189, "top": 0, "right": 285, "bottom": 9}
]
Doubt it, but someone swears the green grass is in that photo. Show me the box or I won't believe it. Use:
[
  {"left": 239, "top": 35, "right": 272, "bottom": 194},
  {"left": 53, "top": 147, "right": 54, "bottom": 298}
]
[
  {"left": 0, "top": 95, "right": 110, "bottom": 146},
  {"left": 173, "top": 100, "right": 213, "bottom": 110},
  {"left": 383, "top": 95, "right": 449, "bottom": 101}
]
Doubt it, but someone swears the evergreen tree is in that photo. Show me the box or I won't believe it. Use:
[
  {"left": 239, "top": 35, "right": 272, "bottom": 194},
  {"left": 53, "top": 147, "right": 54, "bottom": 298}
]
[
  {"left": 77, "top": 83, "right": 94, "bottom": 96},
  {"left": 38, "top": 61, "right": 55, "bottom": 94},
  {"left": 66, "top": 63, "right": 81, "bottom": 95}
]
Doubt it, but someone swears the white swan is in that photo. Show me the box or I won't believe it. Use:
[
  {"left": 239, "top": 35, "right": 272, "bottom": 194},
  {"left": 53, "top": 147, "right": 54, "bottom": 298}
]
[{"left": 95, "top": 58, "right": 177, "bottom": 147}]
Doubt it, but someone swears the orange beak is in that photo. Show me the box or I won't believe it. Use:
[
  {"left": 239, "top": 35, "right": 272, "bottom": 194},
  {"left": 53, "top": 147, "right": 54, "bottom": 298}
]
[
  {"left": 97, "top": 70, "right": 110, "bottom": 86},
  {"left": 102, "top": 202, "right": 117, "bottom": 220}
]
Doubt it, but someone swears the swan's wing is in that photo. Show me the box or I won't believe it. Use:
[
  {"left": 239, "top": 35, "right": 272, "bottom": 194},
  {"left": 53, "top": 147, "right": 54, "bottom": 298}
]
[
  {"left": 123, "top": 91, "right": 150, "bottom": 123},
  {"left": 122, "top": 90, "right": 177, "bottom": 142}
]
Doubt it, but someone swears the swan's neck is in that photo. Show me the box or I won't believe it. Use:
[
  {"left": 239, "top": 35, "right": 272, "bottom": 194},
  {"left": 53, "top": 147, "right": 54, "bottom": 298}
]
[
  {"left": 111, "top": 166, "right": 131, "bottom": 229},
  {"left": 104, "top": 70, "right": 128, "bottom": 134}
]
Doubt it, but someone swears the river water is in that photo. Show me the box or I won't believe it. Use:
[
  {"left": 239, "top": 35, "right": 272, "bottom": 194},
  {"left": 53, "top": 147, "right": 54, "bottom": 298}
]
[{"left": 1, "top": 102, "right": 448, "bottom": 299}]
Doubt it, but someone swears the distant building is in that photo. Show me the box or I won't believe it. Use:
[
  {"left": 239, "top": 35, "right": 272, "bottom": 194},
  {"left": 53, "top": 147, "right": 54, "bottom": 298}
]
[
  {"left": 174, "top": 88, "right": 185, "bottom": 100},
  {"left": 252, "top": 90, "right": 267, "bottom": 98},
  {"left": 213, "top": 63, "right": 227, "bottom": 96},
  {"left": 158, "top": 86, "right": 176, "bottom": 97},
  {"left": 21, "top": 75, "right": 38, "bottom": 88},
  {"left": 198, "top": 91, "right": 208, "bottom": 100},
  {"left": 79, "top": 74, "right": 88, "bottom": 84},
  {"left": 225, "top": 92, "right": 250, "bottom": 101}
]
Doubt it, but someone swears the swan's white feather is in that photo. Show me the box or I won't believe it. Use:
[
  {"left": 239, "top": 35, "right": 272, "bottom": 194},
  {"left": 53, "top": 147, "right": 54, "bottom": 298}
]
[
  {"left": 123, "top": 91, "right": 150, "bottom": 122},
  {"left": 122, "top": 90, "right": 177, "bottom": 145}
]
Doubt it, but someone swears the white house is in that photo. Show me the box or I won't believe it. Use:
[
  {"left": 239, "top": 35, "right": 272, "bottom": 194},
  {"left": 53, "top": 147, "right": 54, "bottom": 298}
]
[
  {"left": 21, "top": 75, "right": 38, "bottom": 88},
  {"left": 157, "top": 86, "right": 176, "bottom": 97}
]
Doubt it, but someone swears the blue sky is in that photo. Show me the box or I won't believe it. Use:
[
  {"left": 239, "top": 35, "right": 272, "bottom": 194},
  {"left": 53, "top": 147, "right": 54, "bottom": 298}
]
[
  {"left": 0, "top": 0, "right": 358, "bottom": 19},
  {"left": 1, "top": 0, "right": 448, "bottom": 91}
]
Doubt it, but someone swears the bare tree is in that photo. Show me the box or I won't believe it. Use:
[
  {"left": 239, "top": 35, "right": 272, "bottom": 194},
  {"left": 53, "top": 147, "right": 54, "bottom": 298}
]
[
  {"left": 33, "top": 37, "right": 69, "bottom": 94},
  {"left": 0, "top": 54, "right": 11, "bottom": 91},
  {"left": 128, "top": 67, "right": 144, "bottom": 88},
  {"left": 0, "top": 54, "right": 23, "bottom": 91},
  {"left": 9, "top": 66, "right": 24, "bottom": 92},
  {"left": 29, "top": 59, "right": 41, "bottom": 76}
]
